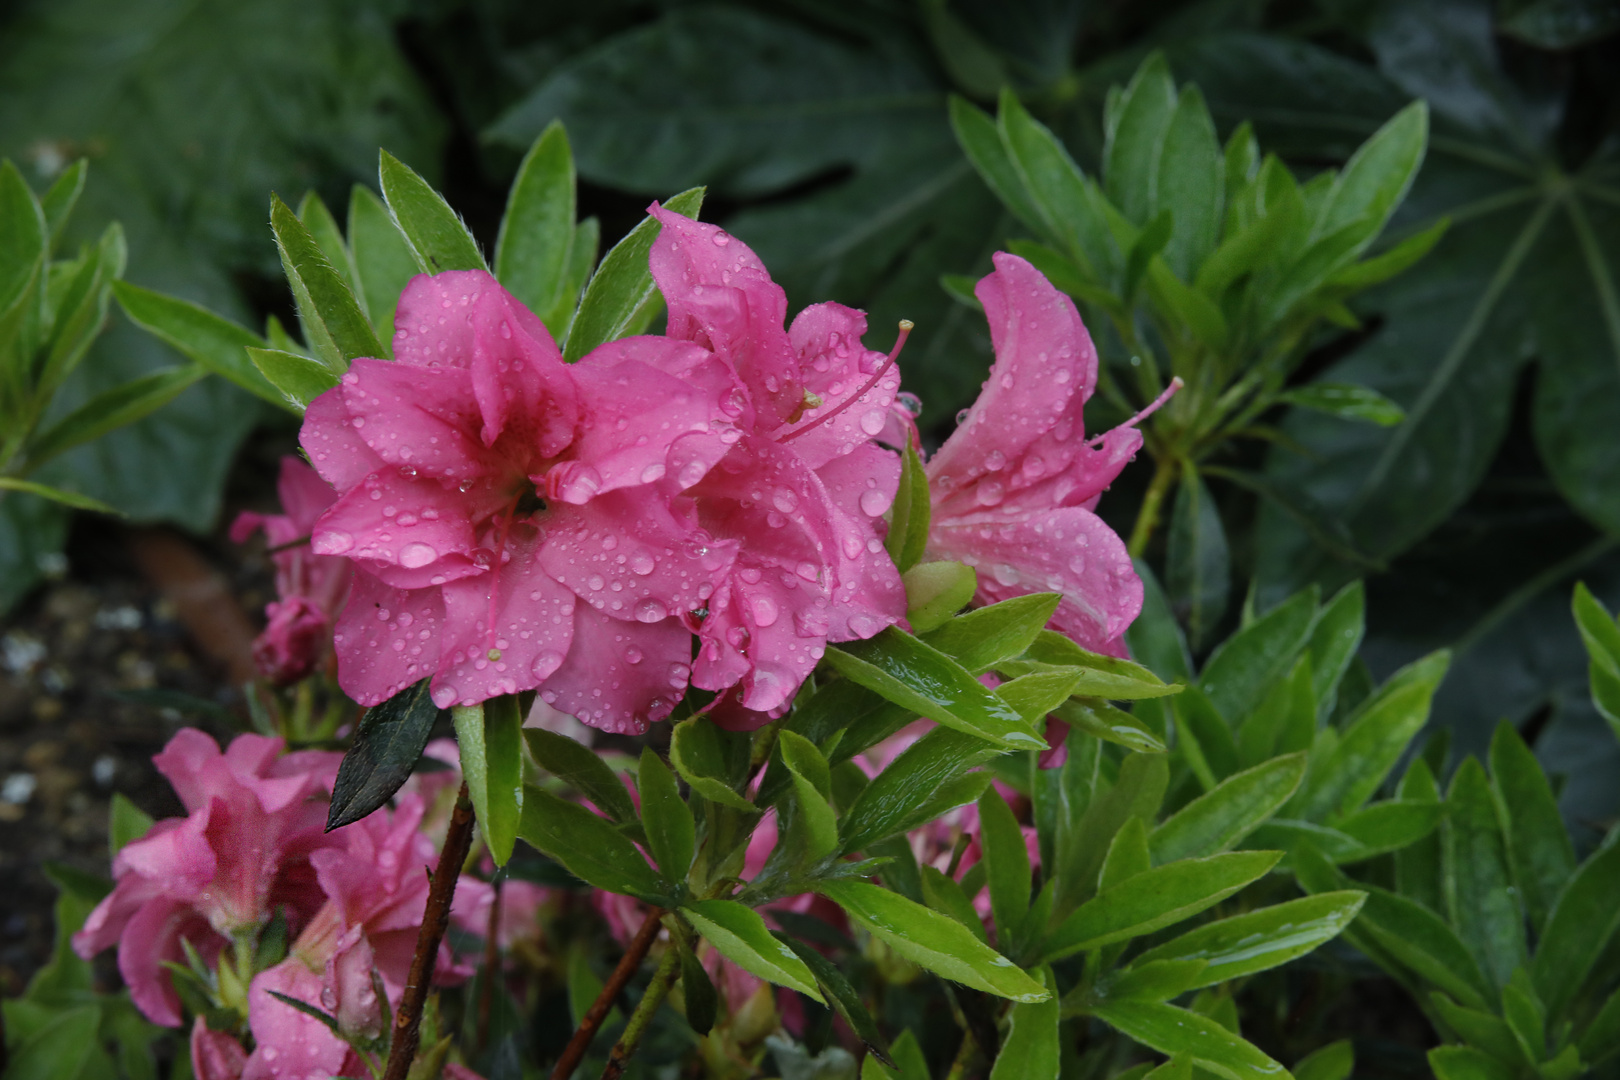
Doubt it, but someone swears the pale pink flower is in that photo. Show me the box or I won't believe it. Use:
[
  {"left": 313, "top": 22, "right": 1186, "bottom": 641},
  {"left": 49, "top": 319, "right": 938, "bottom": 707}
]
[
  {"left": 191, "top": 1019, "right": 249, "bottom": 1080},
  {"left": 646, "top": 206, "right": 907, "bottom": 726},
  {"left": 301, "top": 270, "right": 741, "bottom": 730},
  {"left": 73, "top": 732, "right": 343, "bottom": 1027},
  {"left": 231, "top": 457, "right": 352, "bottom": 684},
  {"left": 924, "top": 253, "right": 1151, "bottom": 656}
]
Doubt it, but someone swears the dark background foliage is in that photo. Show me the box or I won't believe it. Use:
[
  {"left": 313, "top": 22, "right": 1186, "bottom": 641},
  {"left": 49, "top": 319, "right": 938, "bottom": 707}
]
[{"left": 2, "top": 0, "right": 1618, "bottom": 824}]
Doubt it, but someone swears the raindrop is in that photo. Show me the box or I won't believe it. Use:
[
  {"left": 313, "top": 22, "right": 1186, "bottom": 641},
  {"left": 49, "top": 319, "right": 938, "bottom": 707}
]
[
  {"left": 750, "top": 595, "right": 780, "bottom": 627},
  {"left": 859, "top": 409, "right": 886, "bottom": 436},
  {"left": 624, "top": 646, "right": 644, "bottom": 664},
  {"left": 896, "top": 391, "right": 923, "bottom": 417},
  {"left": 316, "top": 530, "right": 355, "bottom": 555},
  {"left": 640, "top": 462, "right": 666, "bottom": 483},
  {"left": 399, "top": 542, "right": 437, "bottom": 569},
  {"left": 431, "top": 684, "right": 459, "bottom": 708},
  {"left": 859, "top": 488, "right": 892, "bottom": 517},
  {"left": 634, "top": 598, "right": 668, "bottom": 623},
  {"left": 531, "top": 651, "right": 564, "bottom": 680},
  {"left": 976, "top": 480, "right": 1005, "bottom": 506},
  {"left": 629, "top": 551, "right": 656, "bottom": 576}
]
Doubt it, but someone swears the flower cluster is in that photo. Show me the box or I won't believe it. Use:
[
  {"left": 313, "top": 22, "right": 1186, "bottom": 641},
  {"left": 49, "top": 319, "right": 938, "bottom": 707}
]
[
  {"left": 284, "top": 208, "right": 1145, "bottom": 724},
  {"left": 73, "top": 731, "right": 542, "bottom": 1080}
]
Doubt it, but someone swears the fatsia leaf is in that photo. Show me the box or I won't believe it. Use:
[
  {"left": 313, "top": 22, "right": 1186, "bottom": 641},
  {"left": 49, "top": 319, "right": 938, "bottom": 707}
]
[{"left": 327, "top": 678, "right": 441, "bottom": 831}]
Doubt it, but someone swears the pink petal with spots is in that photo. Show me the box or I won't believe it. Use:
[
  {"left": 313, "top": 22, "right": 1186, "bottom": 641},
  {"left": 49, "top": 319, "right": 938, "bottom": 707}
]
[
  {"left": 433, "top": 525, "right": 577, "bottom": 707},
  {"left": 331, "top": 570, "right": 445, "bottom": 707},
  {"left": 312, "top": 466, "right": 492, "bottom": 590},
  {"left": 538, "top": 607, "right": 691, "bottom": 734},
  {"left": 299, "top": 387, "right": 384, "bottom": 491},
  {"left": 647, "top": 204, "right": 801, "bottom": 425},
  {"left": 340, "top": 358, "right": 505, "bottom": 482},
  {"left": 928, "top": 506, "right": 1141, "bottom": 654},
  {"left": 191, "top": 1019, "right": 247, "bottom": 1080},
  {"left": 539, "top": 487, "right": 736, "bottom": 625},
  {"left": 778, "top": 303, "right": 902, "bottom": 469},
  {"left": 243, "top": 960, "right": 355, "bottom": 1080}
]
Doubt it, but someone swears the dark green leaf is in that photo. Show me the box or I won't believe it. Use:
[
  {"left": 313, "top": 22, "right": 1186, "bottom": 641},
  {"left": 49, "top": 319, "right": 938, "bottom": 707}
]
[
  {"left": 1426, "top": 1046, "right": 1516, "bottom": 1080},
  {"left": 1054, "top": 752, "right": 1169, "bottom": 918},
  {"left": 779, "top": 731, "right": 839, "bottom": 863},
  {"left": 518, "top": 785, "right": 669, "bottom": 901},
  {"left": 564, "top": 186, "right": 704, "bottom": 361},
  {"left": 1126, "top": 560, "right": 1193, "bottom": 683},
  {"left": 677, "top": 935, "right": 717, "bottom": 1036},
  {"left": 1135, "top": 891, "right": 1366, "bottom": 989},
  {"left": 638, "top": 748, "right": 695, "bottom": 882},
  {"left": 1197, "top": 587, "right": 1317, "bottom": 724},
  {"left": 247, "top": 347, "right": 339, "bottom": 412},
  {"left": 1089, "top": 1000, "right": 1288, "bottom": 1080},
  {"left": 1532, "top": 827, "right": 1620, "bottom": 1022},
  {"left": 996, "top": 91, "right": 1119, "bottom": 284},
  {"left": 669, "top": 716, "right": 756, "bottom": 813},
  {"left": 772, "top": 932, "right": 893, "bottom": 1065},
  {"left": 495, "top": 121, "right": 578, "bottom": 335},
  {"left": 1167, "top": 466, "right": 1229, "bottom": 650},
  {"left": 40, "top": 159, "right": 86, "bottom": 249},
  {"left": 453, "top": 696, "right": 524, "bottom": 866},
  {"left": 1277, "top": 383, "right": 1405, "bottom": 427},
  {"left": 1315, "top": 102, "right": 1428, "bottom": 253},
  {"left": 840, "top": 728, "right": 1000, "bottom": 853},
  {"left": 1487, "top": 721, "right": 1575, "bottom": 933},
  {"left": 4, "top": 1005, "right": 111, "bottom": 1080},
  {"left": 1428, "top": 994, "right": 1528, "bottom": 1072},
  {"left": 1150, "top": 753, "right": 1306, "bottom": 863},
  {"left": 378, "top": 150, "right": 486, "bottom": 274},
  {"left": 1014, "top": 630, "right": 1180, "bottom": 700},
  {"left": 1154, "top": 85, "right": 1223, "bottom": 281},
  {"left": 1124, "top": 210, "right": 1174, "bottom": 302},
  {"left": 980, "top": 785, "right": 1031, "bottom": 937},
  {"left": 1305, "top": 582, "right": 1365, "bottom": 723},
  {"left": 1293, "top": 1040, "right": 1354, "bottom": 1080},
  {"left": 1172, "top": 686, "right": 1239, "bottom": 790},
  {"left": 524, "top": 726, "right": 639, "bottom": 826},
  {"left": 1104, "top": 53, "right": 1178, "bottom": 227},
  {"left": 818, "top": 879, "right": 1050, "bottom": 1002},
  {"left": 950, "top": 95, "right": 1044, "bottom": 237},
  {"left": 1049, "top": 699, "right": 1166, "bottom": 754},
  {"left": 1329, "top": 799, "right": 1443, "bottom": 859},
  {"left": 921, "top": 865, "right": 988, "bottom": 943},
  {"left": 0, "top": 478, "right": 120, "bottom": 515},
  {"left": 681, "top": 900, "right": 823, "bottom": 1002}
]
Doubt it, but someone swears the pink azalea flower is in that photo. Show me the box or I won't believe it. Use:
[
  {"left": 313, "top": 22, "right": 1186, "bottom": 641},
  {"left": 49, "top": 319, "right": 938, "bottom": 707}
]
[
  {"left": 73, "top": 731, "right": 343, "bottom": 1027},
  {"left": 300, "top": 269, "right": 742, "bottom": 730},
  {"left": 646, "top": 206, "right": 907, "bottom": 726},
  {"left": 191, "top": 1019, "right": 249, "bottom": 1080},
  {"left": 231, "top": 457, "right": 352, "bottom": 684},
  {"left": 923, "top": 253, "right": 1160, "bottom": 656}
]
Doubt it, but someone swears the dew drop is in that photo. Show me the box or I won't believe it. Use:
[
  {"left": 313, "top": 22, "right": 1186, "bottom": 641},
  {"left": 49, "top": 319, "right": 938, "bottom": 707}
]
[
  {"left": 399, "top": 542, "right": 437, "bottom": 569},
  {"left": 634, "top": 598, "right": 668, "bottom": 623},
  {"left": 532, "top": 651, "right": 564, "bottom": 680},
  {"left": 629, "top": 551, "right": 656, "bottom": 576},
  {"left": 858, "top": 488, "right": 892, "bottom": 517}
]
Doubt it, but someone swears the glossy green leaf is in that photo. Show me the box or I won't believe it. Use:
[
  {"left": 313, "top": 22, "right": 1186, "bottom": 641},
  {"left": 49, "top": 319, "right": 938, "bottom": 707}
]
[
  {"left": 1173, "top": 686, "right": 1239, "bottom": 790},
  {"left": 990, "top": 968, "right": 1060, "bottom": 1080},
  {"left": 1533, "top": 827, "right": 1620, "bottom": 1022},
  {"left": 779, "top": 731, "right": 839, "bottom": 862},
  {"left": 922, "top": 593, "right": 1062, "bottom": 674},
  {"left": 1104, "top": 53, "right": 1177, "bottom": 227},
  {"left": 495, "top": 121, "right": 578, "bottom": 333},
  {"left": 980, "top": 785, "right": 1031, "bottom": 936},
  {"left": 348, "top": 184, "right": 418, "bottom": 346},
  {"left": 1089, "top": 1000, "right": 1288, "bottom": 1080},
  {"left": 772, "top": 931, "right": 893, "bottom": 1064},
  {"left": 564, "top": 186, "right": 704, "bottom": 361},
  {"left": 1167, "top": 466, "right": 1228, "bottom": 650},
  {"left": 1054, "top": 752, "right": 1169, "bottom": 918},
  {"left": 518, "top": 785, "right": 668, "bottom": 901},
  {"left": 840, "top": 728, "right": 999, "bottom": 853},
  {"left": 921, "top": 865, "right": 987, "bottom": 943},
  {"left": 25, "top": 366, "right": 205, "bottom": 468},
  {"left": 1136, "top": 891, "right": 1365, "bottom": 989},
  {"left": 328, "top": 678, "right": 441, "bottom": 830},
  {"left": 1098, "top": 817, "right": 1153, "bottom": 893},
  {"left": 110, "top": 281, "right": 277, "bottom": 407},
  {"left": 903, "top": 561, "right": 977, "bottom": 634},
  {"left": 1443, "top": 758, "right": 1526, "bottom": 990},
  {"left": 247, "top": 347, "right": 339, "bottom": 412},
  {"left": 378, "top": 150, "right": 486, "bottom": 274},
  {"left": 886, "top": 439, "right": 931, "bottom": 574},
  {"left": 819, "top": 880, "right": 1049, "bottom": 1002},
  {"left": 1151, "top": 753, "right": 1306, "bottom": 864},
  {"left": 523, "top": 727, "right": 636, "bottom": 826},
  {"left": 669, "top": 717, "right": 756, "bottom": 813},
  {"left": 1050, "top": 699, "right": 1166, "bottom": 754},
  {"left": 1198, "top": 588, "right": 1317, "bottom": 724},
  {"left": 1277, "top": 383, "right": 1405, "bottom": 427},
  {"left": 1044, "top": 851, "right": 1281, "bottom": 962},
  {"left": 1013, "top": 631, "right": 1180, "bottom": 700},
  {"left": 1305, "top": 582, "right": 1365, "bottom": 722},
  {"left": 108, "top": 792, "right": 153, "bottom": 858},
  {"left": 453, "top": 696, "right": 523, "bottom": 866},
  {"left": 638, "top": 748, "right": 695, "bottom": 881},
  {"left": 269, "top": 192, "right": 385, "bottom": 371},
  {"left": 1315, "top": 101, "right": 1428, "bottom": 253},
  {"left": 1328, "top": 800, "right": 1443, "bottom": 859},
  {"left": 1324, "top": 218, "right": 1449, "bottom": 292},
  {"left": 1428, "top": 993, "right": 1527, "bottom": 1071},
  {"left": 677, "top": 935, "right": 716, "bottom": 1036},
  {"left": 681, "top": 900, "right": 823, "bottom": 1002},
  {"left": 826, "top": 627, "right": 1045, "bottom": 751},
  {"left": 950, "top": 95, "right": 1044, "bottom": 238},
  {"left": 996, "top": 91, "right": 1119, "bottom": 284}
]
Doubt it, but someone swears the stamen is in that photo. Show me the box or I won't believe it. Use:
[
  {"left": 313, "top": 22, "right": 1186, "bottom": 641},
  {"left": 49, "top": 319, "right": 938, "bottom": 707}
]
[
  {"left": 780, "top": 320, "right": 913, "bottom": 444},
  {"left": 1088, "top": 376, "right": 1182, "bottom": 446}
]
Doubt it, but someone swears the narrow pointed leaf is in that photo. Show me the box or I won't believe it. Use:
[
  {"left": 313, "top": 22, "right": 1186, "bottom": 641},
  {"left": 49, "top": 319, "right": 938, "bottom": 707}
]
[
  {"left": 495, "top": 121, "right": 578, "bottom": 329},
  {"left": 1089, "top": 1000, "right": 1289, "bottom": 1080},
  {"left": 1134, "top": 892, "right": 1366, "bottom": 988},
  {"left": 1532, "top": 827, "right": 1620, "bottom": 1022},
  {"left": 564, "top": 186, "right": 703, "bottom": 360},
  {"left": 453, "top": 697, "right": 523, "bottom": 865},
  {"left": 681, "top": 900, "right": 823, "bottom": 1002},
  {"left": 0, "top": 479, "right": 120, "bottom": 515},
  {"left": 638, "top": 748, "right": 695, "bottom": 881},
  {"left": 773, "top": 931, "right": 893, "bottom": 1065},
  {"left": 378, "top": 150, "right": 487, "bottom": 273},
  {"left": 270, "top": 193, "right": 386, "bottom": 369},
  {"left": 348, "top": 184, "right": 419, "bottom": 345},
  {"left": 25, "top": 367, "right": 205, "bottom": 468},
  {"left": 523, "top": 727, "right": 638, "bottom": 825},
  {"left": 518, "top": 785, "right": 668, "bottom": 900},
  {"left": 248, "top": 347, "right": 340, "bottom": 412},
  {"left": 980, "top": 786, "right": 1031, "bottom": 937},
  {"left": 328, "top": 678, "right": 441, "bottom": 830},
  {"left": 111, "top": 281, "right": 278, "bottom": 405},
  {"left": 885, "top": 441, "right": 932, "bottom": 574},
  {"left": 990, "top": 967, "right": 1060, "bottom": 1080},
  {"left": 1151, "top": 754, "right": 1306, "bottom": 863}
]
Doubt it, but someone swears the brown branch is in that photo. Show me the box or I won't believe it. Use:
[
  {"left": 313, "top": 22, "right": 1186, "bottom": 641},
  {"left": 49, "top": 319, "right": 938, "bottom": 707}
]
[
  {"left": 549, "top": 906, "right": 666, "bottom": 1080},
  {"left": 383, "top": 782, "right": 476, "bottom": 1080}
]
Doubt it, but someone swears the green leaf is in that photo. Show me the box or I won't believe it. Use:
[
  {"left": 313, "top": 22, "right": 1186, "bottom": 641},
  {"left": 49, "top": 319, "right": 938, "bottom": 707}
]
[
  {"left": 921, "top": 593, "right": 1062, "bottom": 674},
  {"left": 669, "top": 716, "right": 756, "bottom": 813},
  {"left": 1532, "top": 828, "right": 1620, "bottom": 1022},
  {"left": 1135, "top": 892, "right": 1366, "bottom": 989},
  {"left": 638, "top": 748, "right": 695, "bottom": 882},
  {"left": 1167, "top": 466, "right": 1229, "bottom": 650},
  {"left": 1427, "top": 1046, "right": 1516, "bottom": 1080},
  {"left": 818, "top": 879, "right": 1049, "bottom": 1002},
  {"left": 1104, "top": 53, "right": 1178, "bottom": 228},
  {"left": 564, "top": 186, "right": 704, "bottom": 361},
  {"left": 247, "top": 347, "right": 340, "bottom": 412},
  {"left": 826, "top": 628, "right": 1045, "bottom": 751},
  {"left": 4, "top": 1005, "right": 112, "bottom": 1080},
  {"left": 297, "top": 190, "right": 362, "bottom": 305},
  {"left": 1324, "top": 219, "right": 1449, "bottom": 292},
  {"left": 25, "top": 367, "right": 205, "bottom": 468},
  {"left": 40, "top": 159, "right": 86, "bottom": 249},
  {"left": 921, "top": 865, "right": 988, "bottom": 943},
  {"left": 0, "top": 158, "right": 46, "bottom": 318},
  {"left": 1049, "top": 699, "right": 1166, "bottom": 754},
  {"left": 885, "top": 440, "right": 931, "bottom": 574},
  {"left": 32, "top": 225, "right": 121, "bottom": 404},
  {"left": 681, "top": 900, "right": 823, "bottom": 1002},
  {"left": 1154, "top": 85, "right": 1223, "bottom": 281},
  {"left": 0, "top": 478, "right": 121, "bottom": 515},
  {"left": 1277, "top": 383, "right": 1405, "bottom": 427},
  {"left": 950, "top": 95, "right": 1045, "bottom": 238},
  {"left": 991, "top": 968, "right": 1060, "bottom": 1080},
  {"left": 1315, "top": 101, "right": 1428, "bottom": 254},
  {"left": 1099, "top": 817, "right": 1153, "bottom": 894},
  {"left": 378, "top": 150, "right": 486, "bottom": 274},
  {"left": 779, "top": 731, "right": 838, "bottom": 862},
  {"left": 111, "top": 281, "right": 277, "bottom": 405},
  {"left": 1428, "top": 993, "right": 1528, "bottom": 1071},
  {"left": 1197, "top": 588, "right": 1317, "bottom": 724},
  {"left": 1044, "top": 851, "right": 1281, "bottom": 962},
  {"left": 1151, "top": 754, "right": 1306, "bottom": 864},
  {"left": 772, "top": 932, "right": 893, "bottom": 1065},
  {"left": 1173, "top": 686, "right": 1239, "bottom": 789},
  {"left": 108, "top": 792, "right": 153, "bottom": 858},
  {"left": 1014, "top": 630, "right": 1181, "bottom": 700},
  {"left": 903, "top": 561, "right": 977, "bottom": 634},
  {"left": 1290, "top": 650, "right": 1449, "bottom": 821},
  {"left": 495, "top": 121, "right": 579, "bottom": 336},
  {"left": 1305, "top": 582, "right": 1365, "bottom": 722},
  {"left": 1328, "top": 800, "right": 1443, "bottom": 860},
  {"left": 1441, "top": 758, "right": 1526, "bottom": 991},
  {"left": 453, "top": 696, "right": 524, "bottom": 866},
  {"left": 327, "top": 678, "right": 442, "bottom": 831},
  {"left": 980, "top": 785, "right": 1031, "bottom": 937},
  {"left": 996, "top": 91, "right": 1120, "bottom": 284},
  {"left": 518, "top": 785, "right": 669, "bottom": 901},
  {"left": 1293, "top": 1040, "right": 1353, "bottom": 1080},
  {"left": 1089, "top": 1000, "right": 1288, "bottom": 1080},
  {"left": 270, "top": 192, "right": 385, "bottom": 371},
  {"left": 1579, "top": 984, "right": 1620, "bottom": 1066},
  {"left": 840, "top": 728, "right": 1000, "bottom": 853},
  {"left": 348, "top": 184, "right": 420, "bottom": 346},
  {"left": 524, "top": 726, "right": 639, "bottom": 826},
  {"left": 1124, "top": 210, "right": 1174, "bottom": 302},
  {"left": 676, "top": 935, "right": 717, "bottom": 1036},
  {"left": 1501, "top": 973, "right": 1546, "bottom": 1066},
  {"left": 1054, "top": 751, "right": 1169, "bottom": 918},
  {"left": 1487, "top": 721, "right": 1575, "bottom": 933},
  {"left": 1501, "top": 0, "right": 1620, "bottom": 46}
]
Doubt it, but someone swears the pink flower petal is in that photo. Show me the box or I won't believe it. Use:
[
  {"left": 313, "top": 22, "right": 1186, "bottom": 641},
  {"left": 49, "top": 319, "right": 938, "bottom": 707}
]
[
  {"left": 300, "top": 387, "right": 384, "bottom": 491},
  {"left": 313, "top": 465, "right": 490, "bottom": 590},
  {"left": 340, "top": 359, "right": 505, "bottom": 483},
  {"left": 118, "top": 801, "right": 216, "bottom": 900},
  {"left": 324, "top": 927, "right": 383, "bottom": 1040},
  {"left": 275, "top": 455, "right": 340, "bottom": 534},
  {"left": 538, "top": 607, "right": 691, "bottom": 734},
  {"left": 243, "top": 959, "right": 354, "bottom": 1080},
  {"left": 191, "top": 1019, "right": 247, "bottom": 1080},
  {"left": 778, "top": 303, "right": 902, "bottom": 469},
  {"left": 118, "top": 896, "right": 223, "bottom": 1028},
  {"left": 331, "top": 570, "right": 445, "bottom": 707}
]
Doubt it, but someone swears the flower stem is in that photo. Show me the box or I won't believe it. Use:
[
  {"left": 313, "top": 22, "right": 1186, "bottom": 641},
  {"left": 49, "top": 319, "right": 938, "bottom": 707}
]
[
  {"left": 382, "top": 782, "right": 476, "bottom": 1080},
  {"left": 1126, "top": 453, "right": 1179, "bottom": 559},
  {"left": 550, "top": 906, "right": 666, "bottom": 1080},
  {"left": 598, "top": 937, "right": 682, "bottom": 1080}
]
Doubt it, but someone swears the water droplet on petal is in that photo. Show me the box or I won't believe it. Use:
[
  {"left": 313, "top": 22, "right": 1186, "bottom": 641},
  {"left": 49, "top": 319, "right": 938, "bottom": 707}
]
[
  {"left": 859, "top": 488, "right": 892, "bottom": 517},
  {"left": 315, "top": 530, "right": 354, "bottom": 555},
  {"left": 431, "top": 684, "right": 459, "bottom": 708},
  {"left": 859, "top": 409, "right": 886, "bottom": 435},
  {"left": 750, "top": 595, "right": 779, "bottom": 627},
  {"left": 629, "top": 551, "right": 656, "bottom": 576},
  {"left": 532, "top": 651, "right": 564, "bottom": 680},
  {"left": 634, "top": 598, "right": 668, "bottom": 623},
  {"left": 399, "top": 542, "right": 437, "bottom": 568}
]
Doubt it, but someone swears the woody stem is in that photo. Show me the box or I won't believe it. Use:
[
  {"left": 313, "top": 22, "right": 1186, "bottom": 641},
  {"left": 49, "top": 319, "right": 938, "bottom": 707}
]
[
  {"left": 382, "top": 782, "right": 476, "bottom": 1080},
  {"left": 599, "top": 941, "right": 683, "bottom": 1080},
  {"left": 550, "top": 906, "right": 666, "bottom": 1080}
]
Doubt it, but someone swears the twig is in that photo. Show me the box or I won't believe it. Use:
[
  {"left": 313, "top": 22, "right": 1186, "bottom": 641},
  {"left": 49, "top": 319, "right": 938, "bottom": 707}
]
[
  {"left": 599, "top": 942, "right": 682, "bottom": 1080},
  {"left": 382, "top": 782, "right": 476, "bottom": 1080},
  {"left": 477, "top": 876, "right": 504, "bottom": 1052},
  {"left": 550, "top": 906, "right": 666, "bottom": 1080}
]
